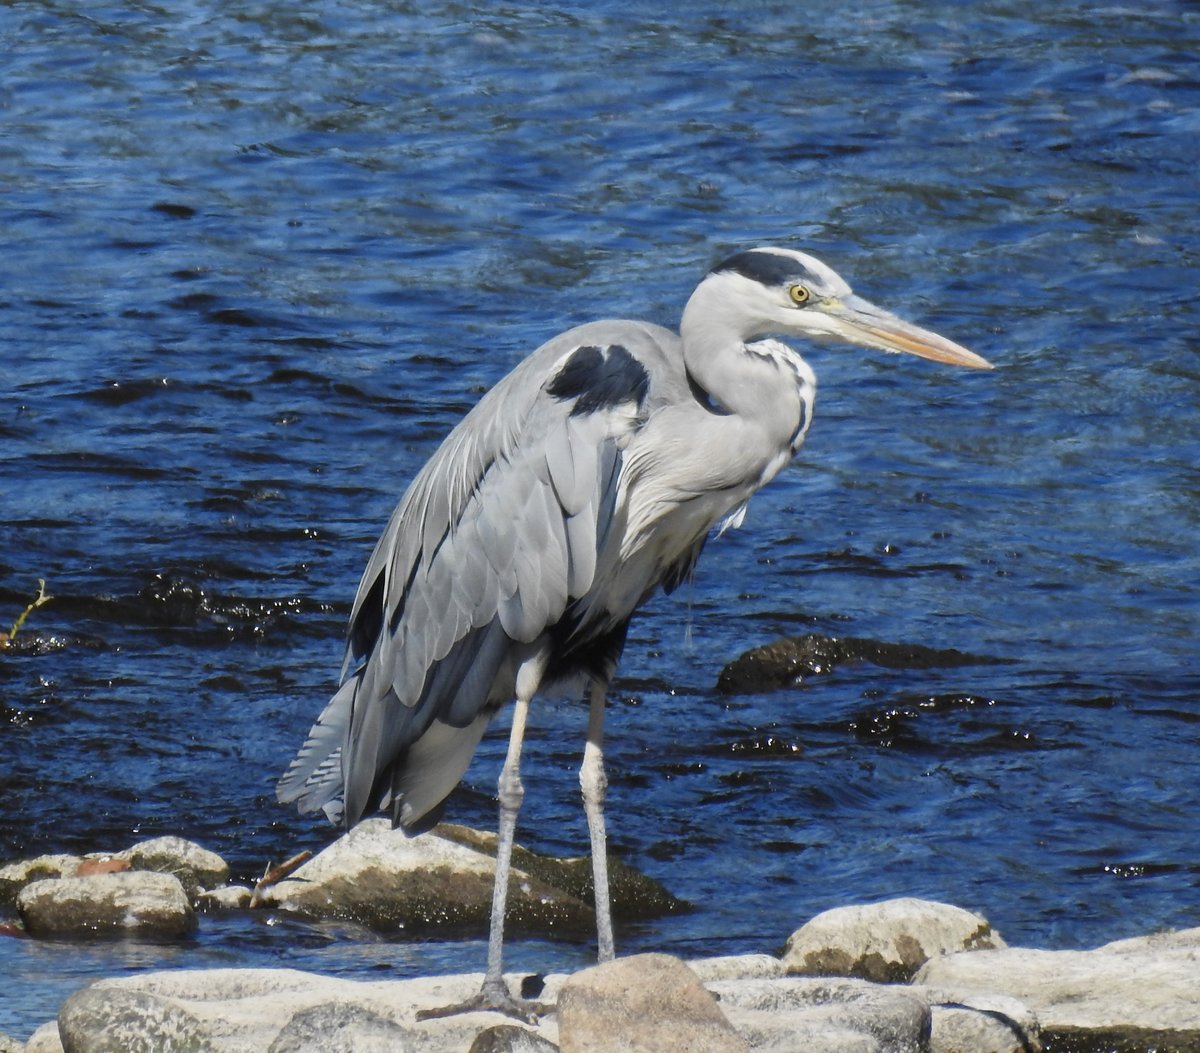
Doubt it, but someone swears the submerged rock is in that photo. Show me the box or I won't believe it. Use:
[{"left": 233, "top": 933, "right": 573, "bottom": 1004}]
[
  {"left": 17, "top": 871, "right": 196, "bottom": 940},
  {"left": 717, "top": 633, "right": 990, "bottom": 695},
  {"left": 782, "top": 897, "right": 1005, "bottom": 982}
]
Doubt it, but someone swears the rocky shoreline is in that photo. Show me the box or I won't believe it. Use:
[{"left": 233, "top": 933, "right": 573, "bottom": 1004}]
[{"left": 2, "top": 825, "right": 1198, "bottom": 1052}]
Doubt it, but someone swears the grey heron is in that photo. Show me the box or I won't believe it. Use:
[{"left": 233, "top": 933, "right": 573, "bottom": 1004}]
[{"left": 277, "top": 247, "right": 990, "bottom": 1016}]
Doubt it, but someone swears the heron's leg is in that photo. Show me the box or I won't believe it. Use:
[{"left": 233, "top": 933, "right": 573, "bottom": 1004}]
[
  {"left": 482, "top": 691, "right": 530, "bottom": 998},
  {"left": 416, "top": 692, "right": 541, "bottom": 1023},
  {"left": 580, "top": 680, "right": 615, "bottom": 962}
]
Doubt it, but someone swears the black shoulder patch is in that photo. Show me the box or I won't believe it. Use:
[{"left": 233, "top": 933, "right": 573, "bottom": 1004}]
[
  {"left": 712, "top": 249, "right": 801, "bottom": 288},
  {"left": 546, "top": 344, "right": 650, "bottom": 417}
]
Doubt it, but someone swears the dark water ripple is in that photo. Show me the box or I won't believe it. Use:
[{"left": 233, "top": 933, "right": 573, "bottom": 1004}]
[{"left": 2, "top": 0, "right": 1199, "bottom": 1039}]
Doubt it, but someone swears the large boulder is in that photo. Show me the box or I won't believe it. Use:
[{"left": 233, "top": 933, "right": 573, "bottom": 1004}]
[
  {"left": 45, "top": 967, "right": 537, "bottom": 1053},
  {"left": 782, "top": 897, "right": 1005, "bottom": 982},
  {"left": 260, "top": 818, "right": 680, "bottom": 937},
  {"left": 556, "top": 953, "right": 749, "bottom": 1053},
  {"left": 916, "top": 927, "right": 1200, "bottom": 1050},
  {"left": 17, "top": 871, "right": 196, "bottom": 940}
]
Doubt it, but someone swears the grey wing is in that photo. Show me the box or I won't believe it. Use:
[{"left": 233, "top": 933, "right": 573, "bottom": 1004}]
[{"left": 276, "top": 325, "right": 667, "bottom": 831}]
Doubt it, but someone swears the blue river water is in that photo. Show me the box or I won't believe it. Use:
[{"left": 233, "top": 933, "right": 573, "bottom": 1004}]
[{"left": 2, "top": 0, "right": 1199, "bottom": 1040}]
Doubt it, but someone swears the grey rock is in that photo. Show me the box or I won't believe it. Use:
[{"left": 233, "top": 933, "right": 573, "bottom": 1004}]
[
  {"left": 0, "top": 1032, "right": 25, "bottom": 1053},
  {"left": 437, "top": 823, "right": 686, "bottom": 922},
  {"left": 557, "top": 953, "right": 749, "bottom": 1053},
  {"left": 260, "top": 818, "right": 596, "bottom": 937},
  {"left": 468, "top": 1024, "right": 560, "bottom": 1053},
  {"left": 25, "top": 1021, "right": 66, "bottom": 1053},
  {"left": 717, "top": 633, "right": 987, "bottom": 695},
  {"left": 58, "top": 986, "right": 213, "bottom": 1053},
  {"left": 0, "top": 854, "right": 83, "bottom": 908},
  {"left": 197, "top": 885, "right": 253, "bottom": 911},
  {"left": 783, "top": 897, "right": 1004, "bottom": 982},
  {"left": 267, "top": 1001, "right": 411, "bottom": 1053},
  {"left": 709, "top": 976, "right": 929, "bottom": 1053},
  {"left": 56, "top": 967, "right": 553, "bottom": 1053},
  {"left": 123, "top": 836, "right": 230, "bottom": 902},
  {"left": 928, "top": 996, "right": 1041, "bottom": 1053},
  {"left": 687, "top": 953, "right": 788, "bottom": 983},
  {"left": 916, "top": 935, "right": 1200, "bottom": 1049},
  {"left": 17, "top": 871, "right": 196, "bottom": 940}
]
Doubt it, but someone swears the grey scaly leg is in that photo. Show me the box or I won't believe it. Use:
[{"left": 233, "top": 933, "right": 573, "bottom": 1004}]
[
  {"left": 580, "top": 680, "right": 615, "bottom": 962},
  {"left": 482, "top": 691, "right": 530, "bottom": 998},
  {"left": 418, "top": 693, "right": 538, "bottom": 1022}
]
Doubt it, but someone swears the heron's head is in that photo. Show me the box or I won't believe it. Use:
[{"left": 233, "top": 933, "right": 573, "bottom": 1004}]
[{"left": 688, "top": 246, "right": 991, "bottom": 370}]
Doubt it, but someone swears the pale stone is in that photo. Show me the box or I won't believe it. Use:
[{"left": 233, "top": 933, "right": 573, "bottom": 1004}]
[
  {"left": 686, "top": 952, "right": 788, "bottom": 983},
  {"left": 0, "top": 854, "right": 83, "bottom": 907},
  {"left": 709, "top": 976, "right": 929, "bottom": 1053},
  {"left": 557, "top": 953, "right": 750, "bottom": 1053},
  {"left": 916, "top": 941, "right": 1200, "bottom": 1044},
  {"left": 260, "top": 818, "right": 594, "bottom": 936},
  {"left": 783, "top": 897, "right": 1004, "bottom": 981},
  {"left": 17, "top": 871, "right": 196, "bottom": 940},
  {"left": 122, "top": 835, "right": 230, "bottom": 900}
]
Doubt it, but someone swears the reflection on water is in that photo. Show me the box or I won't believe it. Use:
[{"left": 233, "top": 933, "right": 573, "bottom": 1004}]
[{"left": 3, "top": 0, "right": 1199, "bottom": 1040}]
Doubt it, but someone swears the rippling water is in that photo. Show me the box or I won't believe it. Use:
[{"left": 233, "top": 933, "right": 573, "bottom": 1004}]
[{"left": 3, "top": 0, "right": 1199, "bottom": 1039}]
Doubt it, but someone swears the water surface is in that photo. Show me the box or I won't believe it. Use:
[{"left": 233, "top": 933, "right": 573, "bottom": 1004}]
[{"left": 2, "top": 0, "right": 1199, "bottom": 1039}]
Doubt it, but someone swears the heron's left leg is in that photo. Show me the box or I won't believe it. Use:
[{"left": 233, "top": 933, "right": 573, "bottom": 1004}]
[{"left": 580, "top": 679, "right": 615, "bottom": 962}]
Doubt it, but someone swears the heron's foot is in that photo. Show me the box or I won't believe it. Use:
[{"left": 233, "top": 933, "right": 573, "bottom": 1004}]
[{"left": 415, "top": 978, "right": 550, "bottom": 1025}]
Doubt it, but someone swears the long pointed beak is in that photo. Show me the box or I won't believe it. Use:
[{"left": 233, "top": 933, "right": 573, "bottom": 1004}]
[{"left": 822, "top": 294, "right": 992, "bottom": 370}]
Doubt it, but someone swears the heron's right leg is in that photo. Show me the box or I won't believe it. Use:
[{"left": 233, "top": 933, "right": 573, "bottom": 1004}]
[
  {"left": 580, "top": 679, "right": 615, "bottom": 962},
  {"left": 417, "top": 691, "right": 540, "bottom": 1023},
  {"left": 482, "top": 691, "right": 529, "bottom": 1001}
]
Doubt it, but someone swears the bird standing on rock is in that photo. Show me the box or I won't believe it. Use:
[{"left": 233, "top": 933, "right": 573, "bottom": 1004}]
[{"left": 278, "top": 246, "right": 991, "bottom": 1017}]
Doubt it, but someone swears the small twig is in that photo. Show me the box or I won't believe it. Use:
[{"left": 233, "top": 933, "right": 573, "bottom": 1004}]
[
  {"left": 2, "top": 579, "right": 53, "bottom": 648},
  {"left": 249, "top": 850, "right": 312, "bottom": 908}
]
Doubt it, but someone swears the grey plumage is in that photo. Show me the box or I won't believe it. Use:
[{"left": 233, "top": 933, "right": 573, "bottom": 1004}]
[{"left": 277, "top": 246, "right": 990, "bottom": 1015}]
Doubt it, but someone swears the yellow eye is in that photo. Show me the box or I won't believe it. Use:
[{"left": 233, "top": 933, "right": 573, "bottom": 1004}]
[{"left": 788, "top": 284, "right": 810, "bottom": 306}]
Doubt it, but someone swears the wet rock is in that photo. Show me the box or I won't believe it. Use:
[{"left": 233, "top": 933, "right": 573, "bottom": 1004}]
[
  {"left": 467, "top": 1024, "right": 560, "bottom": 1053},
  {"left": 260, "top": 818, "right": 597, "bottom": 936},
  {"left": 783, "top": 897, "right": 1005, "bottom": 982},
  {"left": 267, "top": 1001, "right": 413, "bottom": 1053},
  {"left": 437, "top": 823, "right": 687, "bottom": 921},
  {"left": 927, "top": 995, "right": 1041, "bottom": 1053},
  {"left": 916, "top": 928, "right": 1200, "bottom": 1050},
  {"left": 197, "top": 885, "right": 253, "bottom": 911},
  {"left": 17, "top": 871, "right": 196, "bottom": 940},
  {"left": 0, "top": 854, "right": 83, "bottom": 908},
  {"left": 717, "top": 633, "right": 987, "bottom": 695},
  {"left": 556, "top": 953, "right": 749, "bottom": 1053},
  {"left": 58, "top": 986, "right": 211, "bottom": 1053},
  {"left": 708, "top": 975, "right": 929, "bottom": 1053},
  {"left": 122, "top": 835, "right": 230, "bottom": 902}
]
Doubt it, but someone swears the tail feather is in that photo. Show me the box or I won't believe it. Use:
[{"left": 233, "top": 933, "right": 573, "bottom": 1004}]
[{"left": 276, "top": 676, "right": 357, "bottom": 820}]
